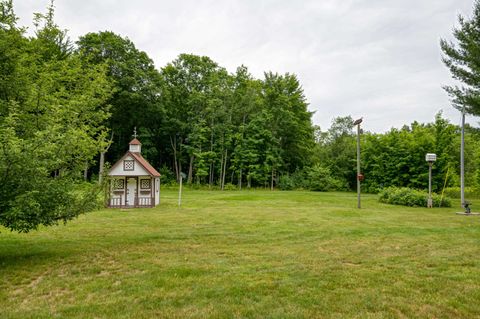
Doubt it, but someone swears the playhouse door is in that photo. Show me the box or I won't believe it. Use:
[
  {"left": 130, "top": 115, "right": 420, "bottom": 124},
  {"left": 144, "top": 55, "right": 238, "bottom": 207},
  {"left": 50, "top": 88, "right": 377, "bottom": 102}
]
[{"left": 126, "top": 178, "right": 137, "bottom": 206}]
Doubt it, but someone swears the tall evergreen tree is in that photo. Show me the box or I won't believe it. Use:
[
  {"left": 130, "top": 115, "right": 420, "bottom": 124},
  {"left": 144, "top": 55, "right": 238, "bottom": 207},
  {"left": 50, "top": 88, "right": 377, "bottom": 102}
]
[{"left": 441, "top": 1, "right": 480, "bottom": 115}]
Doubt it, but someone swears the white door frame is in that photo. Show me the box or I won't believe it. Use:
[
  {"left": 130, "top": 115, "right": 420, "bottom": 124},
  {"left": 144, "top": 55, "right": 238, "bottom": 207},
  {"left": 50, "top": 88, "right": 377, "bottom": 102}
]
[{"left": 126, "top": 177, "right": 137, "bottom": 207}]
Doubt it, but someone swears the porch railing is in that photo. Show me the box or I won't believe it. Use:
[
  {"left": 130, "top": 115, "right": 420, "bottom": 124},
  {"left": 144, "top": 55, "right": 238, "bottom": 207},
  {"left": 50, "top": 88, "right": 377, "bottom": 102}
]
[
  {"left": 109, "top": 197, "right": 123, "bottom": 208},
  {"left": 137, "top": 197, "right": 152, "bottom": 207},
  {"left": 108, "top": 196, "right": 153, "bottom": 208}
]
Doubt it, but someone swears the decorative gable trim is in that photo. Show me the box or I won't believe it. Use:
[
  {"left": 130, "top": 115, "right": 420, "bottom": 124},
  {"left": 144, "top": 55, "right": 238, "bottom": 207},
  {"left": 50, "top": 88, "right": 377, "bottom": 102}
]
[
  {"left": 129, "top": 152, "right": 161, "bottom": 177},
  {"left": 108, "top": 152, "right": 161, "bottom": 177}
]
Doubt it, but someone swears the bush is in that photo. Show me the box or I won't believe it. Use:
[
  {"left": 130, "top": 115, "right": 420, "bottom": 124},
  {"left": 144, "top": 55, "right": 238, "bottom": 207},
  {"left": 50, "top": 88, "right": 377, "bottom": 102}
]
[
  {"left": 363, "top": 183, "right": 383, "bottom": 194},
  {"left": 306, "top": 165, "right": 344, "bottom": 191},
  {"left": 158, "top": 165, "right": 176, "bottom": 185},
  {"left": 71, "top": 181, "right": 104, "bottom": 208},
  {"left": 278, "top": 165, "right": 346, "bottom": 192},
  {"left": 223, "top": 183, "right": 237, "bottom": 191},
  {"left": 278, "top": 174, "right": 296, "bottom": 190},
  {"left": 443, "top": 187, "right": 480, "bottom": 199},
  {"left": 378, "top": 187, "right": 451, "bottom": 207}
]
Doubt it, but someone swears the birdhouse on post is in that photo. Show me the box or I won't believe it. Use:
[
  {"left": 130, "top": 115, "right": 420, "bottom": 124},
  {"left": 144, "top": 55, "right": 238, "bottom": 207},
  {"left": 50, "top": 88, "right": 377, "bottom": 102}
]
[
  {"left": 425, "top": 153, "right": 437, "bottom": 208},
  {"left": 425, "top": 153, "right": 437, "bottom": 163}
]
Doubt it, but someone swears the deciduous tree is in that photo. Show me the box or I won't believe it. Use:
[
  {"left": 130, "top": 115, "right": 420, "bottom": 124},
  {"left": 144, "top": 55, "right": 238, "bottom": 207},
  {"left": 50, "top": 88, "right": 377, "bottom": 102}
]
[{"left": 0, "top": 1, "right": 112, "bottom": 232}]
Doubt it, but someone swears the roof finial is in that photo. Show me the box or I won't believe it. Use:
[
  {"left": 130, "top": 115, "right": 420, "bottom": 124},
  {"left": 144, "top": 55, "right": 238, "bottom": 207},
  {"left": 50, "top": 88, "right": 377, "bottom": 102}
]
[{"left": 133, "top": 126, "right": 138, "bottom": 139}]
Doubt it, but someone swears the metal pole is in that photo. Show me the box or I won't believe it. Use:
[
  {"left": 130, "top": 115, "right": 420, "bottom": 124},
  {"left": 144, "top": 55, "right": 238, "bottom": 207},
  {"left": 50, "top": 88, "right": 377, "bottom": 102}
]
[
  {"left": 178, "top": 176, "right": 182, "bottom": 207},
  {"left": 460, "top": 111, "right": 465, "bottom": 208},
  {"left": 357, "top": 123, "right": 361, "bottom": 209},
  {"left": 428, "top": 163, "right": 433, "bottom": 208}
]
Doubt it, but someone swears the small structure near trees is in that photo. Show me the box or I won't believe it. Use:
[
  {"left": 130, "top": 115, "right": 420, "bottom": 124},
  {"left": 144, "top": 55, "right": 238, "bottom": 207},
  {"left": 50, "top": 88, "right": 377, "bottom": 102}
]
[
  {"left": 425, "top": 153, "right": 437, "bottom": 208},
  {"left": 107, "top": 138, "right": 160, "bottom": 208}
]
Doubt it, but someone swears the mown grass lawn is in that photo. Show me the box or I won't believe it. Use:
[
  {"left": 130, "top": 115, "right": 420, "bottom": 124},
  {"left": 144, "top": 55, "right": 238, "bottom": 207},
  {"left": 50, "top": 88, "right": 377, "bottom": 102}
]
[{"left": 1, "top": 189, "right": 479, "bottom": 318}]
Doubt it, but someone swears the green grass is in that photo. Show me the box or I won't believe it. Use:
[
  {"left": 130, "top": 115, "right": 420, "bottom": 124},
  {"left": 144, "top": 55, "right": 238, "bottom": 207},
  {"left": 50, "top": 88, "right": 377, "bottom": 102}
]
[{"left": 1, "top": 190, "right": 479, "bottom": 318}]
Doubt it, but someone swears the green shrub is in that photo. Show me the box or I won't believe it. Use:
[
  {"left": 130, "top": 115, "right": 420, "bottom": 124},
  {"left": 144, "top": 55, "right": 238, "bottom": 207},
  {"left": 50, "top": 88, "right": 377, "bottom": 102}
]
[
  {"left": 158, "top": 165, "right": 176, "bottom": 184},
  {"left": 442, "top": 187, "right": 480, "bottom": 199},
  {"left": 223, "top": 183, "right": 237, "bottom": 191},
  {"left": 378, "top": 187, "right": 451, "bottom": 207},
  {"left": 278, "top": 165, "right": 346, "bottom": 192},
  {"left": 278, "top": 174, "right": 297, "bottom": 190},
  {"left": 306, "top": 165, "right": 343, "bottom": 191},
  {"left": 73, "top": 181, "right": 105, "bottom": 210},
  {"left": 363, "top": 183, "right": 382, "bottom": 194}
]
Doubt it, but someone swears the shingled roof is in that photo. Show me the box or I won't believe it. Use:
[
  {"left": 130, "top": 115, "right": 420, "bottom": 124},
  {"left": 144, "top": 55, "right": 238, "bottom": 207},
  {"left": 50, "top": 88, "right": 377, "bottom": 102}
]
[
  {"left": 108, "top": 151, "right": 161, "bottom": 177},
  {"left": 129, "top": 152, "right": 160, "bottom": 177}
]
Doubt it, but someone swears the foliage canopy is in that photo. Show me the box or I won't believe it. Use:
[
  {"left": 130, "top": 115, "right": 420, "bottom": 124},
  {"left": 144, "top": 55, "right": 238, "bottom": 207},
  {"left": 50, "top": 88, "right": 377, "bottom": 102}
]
[{"left": 0, "top": 1, "right": 111, "bottom": 232}]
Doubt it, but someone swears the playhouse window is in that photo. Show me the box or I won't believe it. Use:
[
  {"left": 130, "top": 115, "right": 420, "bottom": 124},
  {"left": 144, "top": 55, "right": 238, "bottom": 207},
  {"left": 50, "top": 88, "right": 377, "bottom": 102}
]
[
  {"left": 124, "top": 160, "right": 134, "bottom": 171},
  {"left": 140, "top": 179, "right": 151, "bottom": 189},
  {"left": 113, "top": 179, "right": 124, "bottom": 189}
]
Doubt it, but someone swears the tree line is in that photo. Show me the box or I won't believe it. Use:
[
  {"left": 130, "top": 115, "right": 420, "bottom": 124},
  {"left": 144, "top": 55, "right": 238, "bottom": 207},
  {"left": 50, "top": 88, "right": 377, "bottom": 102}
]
[
  {"left": 77, "top": 29, "right": 480, "bottom": 193},
  {"left": 311, "top": 113, "right": 480, "bottom": 194},
  {"left": 77, "top": 32, "right": 315, "bottom": 190},
  {"left": 1, "top": 0, "right": 480, "bottom": 232}
]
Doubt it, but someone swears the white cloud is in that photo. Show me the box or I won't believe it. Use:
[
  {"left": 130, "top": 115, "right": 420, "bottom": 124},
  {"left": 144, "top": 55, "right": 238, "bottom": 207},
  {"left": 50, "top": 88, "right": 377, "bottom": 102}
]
[{"left": 14, "top": 0, "right": 475, "bottom": 132}]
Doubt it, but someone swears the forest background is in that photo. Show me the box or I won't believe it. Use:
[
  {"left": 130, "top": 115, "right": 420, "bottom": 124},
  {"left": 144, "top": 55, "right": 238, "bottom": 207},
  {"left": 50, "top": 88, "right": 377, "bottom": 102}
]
[{"left": 1, "top": 1, "right": 479, "bottom": 231}]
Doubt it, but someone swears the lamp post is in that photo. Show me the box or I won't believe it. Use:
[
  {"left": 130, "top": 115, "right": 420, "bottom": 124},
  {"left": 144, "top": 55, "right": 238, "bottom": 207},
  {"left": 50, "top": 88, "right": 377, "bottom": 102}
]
[
  {"left": 353, "top": 118, "right": 363, "bottom": 209},
  {"left": 460, "top": 110, "right": 465, "bottom": 209},
  {"left": 425, "top": 153, "right": 437, "bottom": 208}
]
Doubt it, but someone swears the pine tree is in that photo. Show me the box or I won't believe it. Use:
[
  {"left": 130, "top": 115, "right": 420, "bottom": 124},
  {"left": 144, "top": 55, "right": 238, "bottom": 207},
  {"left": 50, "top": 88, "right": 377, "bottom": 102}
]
[{"left": 441, "top": 1, "right": 480, "bottom": 115}]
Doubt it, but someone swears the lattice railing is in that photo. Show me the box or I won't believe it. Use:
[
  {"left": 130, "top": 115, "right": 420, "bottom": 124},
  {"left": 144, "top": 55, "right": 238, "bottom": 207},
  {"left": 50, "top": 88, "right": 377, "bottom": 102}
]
[
  {"left": 137, "top": 197, "right": 152, "bottom": 207},
  {"left": 109, "top": 197, "right": 122, "bottom": 208}
]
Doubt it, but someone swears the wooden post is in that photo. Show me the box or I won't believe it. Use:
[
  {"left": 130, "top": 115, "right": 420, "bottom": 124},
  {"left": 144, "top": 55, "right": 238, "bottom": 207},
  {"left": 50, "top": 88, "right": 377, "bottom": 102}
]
[
  {"left": 428, "top": 162, "right": 433, "bottom": 208},
  {"left": 356, "top": 123, "right": 361, "bottom": 209},
  {"left": 460, "top": 111, "right": 465, "bottom": 208}
]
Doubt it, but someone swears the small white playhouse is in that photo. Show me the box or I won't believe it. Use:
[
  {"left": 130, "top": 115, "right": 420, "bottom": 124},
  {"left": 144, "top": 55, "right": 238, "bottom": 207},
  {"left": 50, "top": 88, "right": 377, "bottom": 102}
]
[{"left": 107, "top": 138, "right": 161, "bottom": 208}]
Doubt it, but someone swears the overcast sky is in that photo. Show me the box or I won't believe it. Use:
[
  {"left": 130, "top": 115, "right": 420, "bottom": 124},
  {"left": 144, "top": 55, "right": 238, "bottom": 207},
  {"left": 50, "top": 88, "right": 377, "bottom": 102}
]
[{"left": 14, "top": 0, "right": 476, "bottom": 132}]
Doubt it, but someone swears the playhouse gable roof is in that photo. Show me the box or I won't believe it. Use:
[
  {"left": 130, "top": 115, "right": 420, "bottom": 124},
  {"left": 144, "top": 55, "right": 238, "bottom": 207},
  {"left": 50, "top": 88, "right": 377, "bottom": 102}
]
[
  {"left": 108, "top": 151, "right": 160, "bottom": 177},
  {"left": 129, "top": 152, "right": 160, "bottom": 176}
]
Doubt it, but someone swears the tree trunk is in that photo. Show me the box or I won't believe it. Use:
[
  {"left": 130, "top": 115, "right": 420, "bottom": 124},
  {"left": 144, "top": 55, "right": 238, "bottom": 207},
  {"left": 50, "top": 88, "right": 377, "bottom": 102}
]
[
  {"left": 238, "top": 114, "right": 247, "bottom": 190},
  {"left": 238, "top": 169, "right": 242, "bottom": 190},
  {"left": 209, "top": 163, "right": 214, "bottom": 188},
  {"left": 170, "top": 135, "right": 179, "bottom": 181},
  {"left": 173, "top": 158, "right": 178, "bottom": 181},
  {"left": 221, "top": 149, "right": 227, "bottom": 190},
  {"left": 99, "top": 152, "right": 105, "bottom": 184},
  {"left": 178, "top": 161, "right": 182, "bottom": 183},
  {"left": 219, "top": 150, "right": 224, "bottom": 186},
  {"left": 209, "top": 120, "right": 215, "bottom": 187},
  {"left": 271, "top": 167, "right": 274, "bottom": 191},
  {"left": 188, "top": 155, "right": 194, "bottom": 184},
  {"left": 84, "top": 162, "right": 88, "bottom": 181},
  {"left": 98, "top": 132, "right": 113, "bottom": 184}
]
